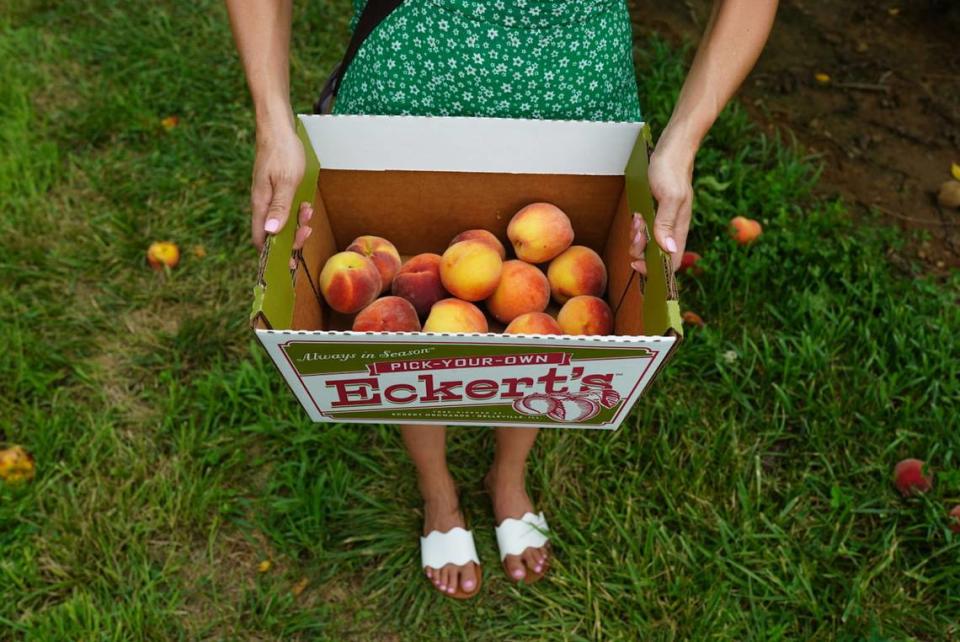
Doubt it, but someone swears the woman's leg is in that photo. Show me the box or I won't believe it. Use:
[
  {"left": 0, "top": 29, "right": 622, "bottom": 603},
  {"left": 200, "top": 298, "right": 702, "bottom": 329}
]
[
  {"left": 401, "top": 424, "right": 478, "bottom": 595},
  {"left": 484, "top": 427, "right": 549, "bottom": 581}
]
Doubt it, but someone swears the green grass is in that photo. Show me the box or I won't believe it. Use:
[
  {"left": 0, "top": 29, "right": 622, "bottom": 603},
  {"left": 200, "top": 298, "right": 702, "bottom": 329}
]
[{"left": 2, "top": 2, "right": 959, "bottom": 640}]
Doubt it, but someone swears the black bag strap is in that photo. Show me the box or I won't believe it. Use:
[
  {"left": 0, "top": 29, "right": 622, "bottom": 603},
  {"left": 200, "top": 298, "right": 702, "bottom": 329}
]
[{"left": 314, "top": 0, "right": 405, "bottom": 114}]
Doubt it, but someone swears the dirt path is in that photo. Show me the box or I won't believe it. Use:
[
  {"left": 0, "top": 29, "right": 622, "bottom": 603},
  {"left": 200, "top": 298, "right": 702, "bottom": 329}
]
[{"left": 631, "top": 0, "right": 960, "bottom": 273}]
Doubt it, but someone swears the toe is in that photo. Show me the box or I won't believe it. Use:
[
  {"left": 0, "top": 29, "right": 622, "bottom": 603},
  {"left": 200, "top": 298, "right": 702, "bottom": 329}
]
[
  {"left": 505, "top": 554, "right": 526, "bottom": 582},
  {"left": 522, "top": 549, "right": 541, "bottom": 575},
  {"left": 447, "top": 566, "right": 459, "bottom": 595},
  {"left": 460, "top": 562, "right": 478, "bottom": 594},
  {"left": 438, "top": 565, "right": 450, "bottom": 592},
  {"left": 533, "top": 546, "right": 548, "bottom": 569}
]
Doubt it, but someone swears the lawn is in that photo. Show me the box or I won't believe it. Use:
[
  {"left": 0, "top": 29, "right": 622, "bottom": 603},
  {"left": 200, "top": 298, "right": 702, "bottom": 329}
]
[{"left": 2, "top": 1, "right": 959, "bottom": 640}]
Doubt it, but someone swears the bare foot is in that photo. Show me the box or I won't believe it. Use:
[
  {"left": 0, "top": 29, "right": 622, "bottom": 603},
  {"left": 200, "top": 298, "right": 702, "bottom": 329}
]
[
  {"left": 421, "top": 474, "right": 479, "bottom": 596},
  {"left": 484, "top": 469, "right": 549, "bottom": 582}
]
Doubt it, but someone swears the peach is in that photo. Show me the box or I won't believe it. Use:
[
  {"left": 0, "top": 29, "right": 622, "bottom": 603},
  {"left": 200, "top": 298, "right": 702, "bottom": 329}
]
[
  {"left": 485, "top": 260, "right": 550, "bottom": 324},
  {"left": 679, "top": 251, "right": 703, "bottom": 276},
  {"left": 318, "top": 251, "right": 382, "bottom": 314},
  {"left": 893, "top": 458, "right": 933, "bottom": 497},
  {"left": 557, "top": 295, "right": 614, "bottom": 336},
  {"left": 423, "top": 298, "right": 489, "bottom": 333},
  {"left": 346, "top": 235, "right": 401, "bottom": 293},
  {"left": 682, "top": 311, "right": 705, "bottom": 328},
  {"left": 450, "top": 229, "right": 506, "bottom": 259},
  {"left": 546, "top": 245, "right": 607, "bottom": 304},
  {"left": 0, "top": 445, "right": 35, "bottom": 485},
  {"left": 391, "top": 253, "right": 447, "bottom": 318},
  {"left": 146, "top": 241, "right": 180, "bottom": 270},
  {"left": 353, "top": 296, "right": 421, "bottom": 332},
  {"left": 507, "top": 202, "right": 574, "bottom": 263},
  {"left": 505, "top": 312, "right": 562, "bottom": 335},
  {"left": 729, "top": 216, "right": 763, "bottom": 245},
  {"left": 440, "top": 240, "right": 503, "bottom": 301}
]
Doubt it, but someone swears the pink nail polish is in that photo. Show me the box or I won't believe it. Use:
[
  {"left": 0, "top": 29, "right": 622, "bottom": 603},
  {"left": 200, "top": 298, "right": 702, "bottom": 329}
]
[
  {"left": 513, "top": 570, "right": 524, "bottom": 579},
  {"left": 463, "top": 580, "right": 475, "bottom": 590},
  {"left": 665, "top": 237, "right": 678, "bottom": 253},
  {"left": 264, "top": 219, "right": 280, "bottom": 233}
]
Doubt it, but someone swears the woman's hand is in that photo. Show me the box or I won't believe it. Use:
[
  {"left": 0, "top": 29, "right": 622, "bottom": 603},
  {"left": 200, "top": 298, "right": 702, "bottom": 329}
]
[
  {"left": 629, "top": 143, "right": 695, "bottom": 275},
  {"left": 250, "top": 123, "right": 314, "bottom": 268}
]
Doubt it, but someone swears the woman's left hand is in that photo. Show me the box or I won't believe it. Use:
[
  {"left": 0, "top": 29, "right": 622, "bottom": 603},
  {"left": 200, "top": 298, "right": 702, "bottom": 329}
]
[{"left": 630, "top": 143, "right": 695, "bottom": 275}]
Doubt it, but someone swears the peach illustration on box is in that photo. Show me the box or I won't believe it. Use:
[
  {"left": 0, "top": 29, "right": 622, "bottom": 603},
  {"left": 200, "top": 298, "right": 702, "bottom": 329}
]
[{"left": 513, "top": 388, "right": 622, "bottom": 423}]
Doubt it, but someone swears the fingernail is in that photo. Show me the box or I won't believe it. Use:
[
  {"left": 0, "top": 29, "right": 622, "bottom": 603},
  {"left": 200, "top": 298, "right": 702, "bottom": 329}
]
[
  {"left": 447, "top": 587, "right": 455, "bottom": 594},
  {"left": 439, "top": 584, "right": 446, "bottom": 590},
  {"left": 535, "top": 565, "right": 542, "bottom": 573},
  {"left": 463, "top": 579, "right": 475, "bottom": 590},
  {"left": 304, "top": 226, "right": 313, "bottom": 237},
  {"left": 512, "top": 569, "right": 525, "bottom": 579},
  {"left": 665, "top": 237, "right": 678, "bottom": 253},
  {"left": 631, "top": 261, "right": 645, "bottom": 271},
  {"left": 264, "top": 219, "right": 280, "bottom": 233}
]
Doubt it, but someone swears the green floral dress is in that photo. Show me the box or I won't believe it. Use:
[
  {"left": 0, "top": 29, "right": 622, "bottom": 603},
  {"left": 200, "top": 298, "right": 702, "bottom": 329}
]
[{"left": 334, "top": 0, "right": 642, "bottom": 122}]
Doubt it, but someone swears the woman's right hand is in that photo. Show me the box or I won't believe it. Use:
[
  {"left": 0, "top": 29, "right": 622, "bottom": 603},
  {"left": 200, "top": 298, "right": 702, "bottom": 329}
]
[{"left": 250, "top": 122, "right": 313, "bottom": 263}]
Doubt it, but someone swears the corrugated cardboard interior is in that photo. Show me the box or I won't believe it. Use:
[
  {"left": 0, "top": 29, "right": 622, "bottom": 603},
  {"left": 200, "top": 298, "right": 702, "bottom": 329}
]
[{"left": 288, "top": 170, "right": 642, "bottom": 336}]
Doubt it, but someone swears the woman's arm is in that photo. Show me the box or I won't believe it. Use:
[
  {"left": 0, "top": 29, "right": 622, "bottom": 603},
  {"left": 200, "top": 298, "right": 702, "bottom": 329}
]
[
  {"left": 226, "top": 0, "right": 312, "bottom": 253},
  {"left": 632, "top": 0, "right": 778, "bottom": 272}
]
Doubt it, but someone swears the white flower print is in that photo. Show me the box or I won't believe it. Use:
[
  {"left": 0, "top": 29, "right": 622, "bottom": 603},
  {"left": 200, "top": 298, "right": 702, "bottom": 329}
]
[{"left": 336, "top": 0, "right": 643, "bottom": 123}]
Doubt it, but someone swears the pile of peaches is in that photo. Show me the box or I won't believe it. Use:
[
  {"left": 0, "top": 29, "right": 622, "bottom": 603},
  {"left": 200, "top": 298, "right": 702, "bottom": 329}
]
[{"left": 318, "top": 202, "right": 612, "bottom": 336}]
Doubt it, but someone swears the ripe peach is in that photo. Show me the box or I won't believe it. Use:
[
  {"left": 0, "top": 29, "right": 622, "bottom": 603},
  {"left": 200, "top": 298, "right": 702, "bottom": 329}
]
[
  {"left": 504, "top": 312, "right": 563, "bottom": 335},
  {"left": 546, "top": 245, "right": 607, "bottom": 304},
  {"left": 679, "top": 251, "right": 703, "bottom": 276},
  {"left": 507, "top": 202, "right": 574, "bottom": 264},
  {"left": 346, "top": 235, "right": 401, "bottom": 293},
  {"left": 352, "top": 296, "right": 421, "bottom": 332},
  {"left": 729, "top": 216, "right": 763, "bottom": 245},
  {"left": 949, "top": 505, "right": 960, "bottom": 534},
  {"left": 0, "top": 445, "right": 35, "bottom": 484},
  {"left": 450, "top": 229, "right": 506, "bottom": 259},
  {"left": 423, "top": 298, "right": 489, "bottom": 333},
  {"left": 557, "top": 295, "right": 614, "bottom": 336},
  {"left": 391, "top": 253, "right": 447, "bottom": 318},
  {"left": 893, "top": 458, "right": 933, "bottom": 497},
  {"left": 440, "top": 240, "right": 503, "bottom": 301},
  {"left": 318, "top": 251, "right": 382, "bottom": 314},
  {"left": 485, "top": 260, "right": 550, "bottom": 324},
  {"left": 147, "top": 241, "right": 180, "bottom": 270},
  {"left": 682, "top": 311, "right": 705, "bottom": 328}
]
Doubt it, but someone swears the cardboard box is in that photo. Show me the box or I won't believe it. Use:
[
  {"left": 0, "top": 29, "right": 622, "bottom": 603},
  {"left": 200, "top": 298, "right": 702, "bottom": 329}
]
[{"left": 251, "top": 115, "right": 682, "bottom": 429}]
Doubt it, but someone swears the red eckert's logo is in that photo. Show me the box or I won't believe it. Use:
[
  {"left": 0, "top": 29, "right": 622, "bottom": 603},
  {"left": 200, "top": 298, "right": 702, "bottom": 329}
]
[{"left": 324, "top": 351, "right": 623, "bottom": 423}]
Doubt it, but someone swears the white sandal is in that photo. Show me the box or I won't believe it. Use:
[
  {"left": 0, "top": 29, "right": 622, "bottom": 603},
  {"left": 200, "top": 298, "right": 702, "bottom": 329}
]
[
  {"left": 420, "top": 527, "right": 482, "bottom": 599},
  {"left": 494, "top": 511, "right": 551, "bottom": 584}
]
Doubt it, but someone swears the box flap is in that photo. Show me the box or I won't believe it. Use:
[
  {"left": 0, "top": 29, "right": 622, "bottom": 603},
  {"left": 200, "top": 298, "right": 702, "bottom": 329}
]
[
  {"left": 300, "top": 115, "right": 644, "bottom": 175},
  {"left": 250, "top": 119, "right": 321, "bottom": 330},
  {"left": 625, "top": 125, "right": 683, "bottom": 337}
]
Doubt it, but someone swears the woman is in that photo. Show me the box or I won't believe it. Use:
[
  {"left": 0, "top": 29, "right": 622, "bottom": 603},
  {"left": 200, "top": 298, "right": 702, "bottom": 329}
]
[{"left": 227, "top": 0, "right": 777, "bottom": 599}]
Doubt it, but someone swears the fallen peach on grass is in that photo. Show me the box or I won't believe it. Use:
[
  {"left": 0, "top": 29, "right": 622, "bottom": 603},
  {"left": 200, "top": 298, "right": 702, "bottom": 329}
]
[
  {"left": 507, "top": 202, "right": 574, "bottom": 264},
  {"left": 486, "top": 260, "right": 550, "bottom": 324},
  {"left": 146, "top": 241, "right": 180, "bottom": 270},
  {"left": 318, "top": 251, "right": 382, "bottom": 314},
  {"left": 893, "top": 458, "right": 932, "bottom": 497},
  {"left": 449, "top": 229, "right": 506, "bottom": 259},
  {"left": 557, "top": 295, "right": 614, "bottom": 336},
  {"left": 423, "top": 298, "right": 489, "bottom": 333},
  {"left": 391, "top": 253, "right": 448, "bottom": 318},
  {"left": 352, "top": 296, "right": 421, "bottom": 332},
  {"left": 729, "top": 216, "right": 763, "bottom": 245},
  {"left": 346, "top": 235, "right": 401, "bottom": 293},
  {"left": 546, "top": 245, "right": 607, "bottom": 304},
  {"left": 504, "top": 312, "right": 563, "bottom": 335},
  {"left": 440, "top": 240, "right": 503, "bottom": 301}
]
